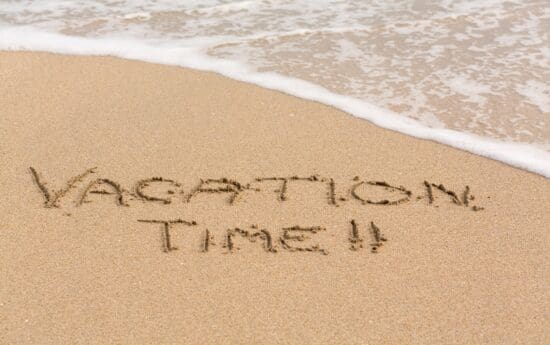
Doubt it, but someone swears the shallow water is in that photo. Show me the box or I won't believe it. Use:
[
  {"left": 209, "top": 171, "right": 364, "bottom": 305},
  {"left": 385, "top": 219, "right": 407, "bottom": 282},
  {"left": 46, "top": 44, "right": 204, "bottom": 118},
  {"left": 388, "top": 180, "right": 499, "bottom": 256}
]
[{"left": 1, "top": 0, "right": 549, "bottom": 174}]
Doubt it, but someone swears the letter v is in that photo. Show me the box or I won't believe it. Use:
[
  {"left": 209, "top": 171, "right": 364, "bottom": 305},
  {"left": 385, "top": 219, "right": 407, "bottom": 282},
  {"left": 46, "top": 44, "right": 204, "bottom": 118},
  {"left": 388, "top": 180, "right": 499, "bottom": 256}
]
[{"left": 29, "top": 166, "right": 97, "bottom": 208}]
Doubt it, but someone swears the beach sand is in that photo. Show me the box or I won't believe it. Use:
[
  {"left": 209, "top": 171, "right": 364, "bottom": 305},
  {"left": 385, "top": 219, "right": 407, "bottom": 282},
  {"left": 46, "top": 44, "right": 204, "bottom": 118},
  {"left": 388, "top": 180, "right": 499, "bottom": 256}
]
[{"left": 0, "top": 51, "right": 548, "bottom": 344}]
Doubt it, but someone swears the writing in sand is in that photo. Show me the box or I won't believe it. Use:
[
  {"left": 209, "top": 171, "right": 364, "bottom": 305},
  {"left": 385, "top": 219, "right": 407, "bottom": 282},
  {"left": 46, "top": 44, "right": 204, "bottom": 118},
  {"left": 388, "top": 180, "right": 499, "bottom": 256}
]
[{"left": 28, "top": 166, "right": 487, "bottom": 255}]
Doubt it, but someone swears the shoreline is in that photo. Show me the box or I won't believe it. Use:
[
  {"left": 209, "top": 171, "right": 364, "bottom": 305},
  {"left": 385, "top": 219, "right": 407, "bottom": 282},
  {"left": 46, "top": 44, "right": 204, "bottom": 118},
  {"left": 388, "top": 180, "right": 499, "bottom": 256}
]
[
  {"left": 1, "top": 35, "right": 549, "bottom": 177},
  {"left": 1, "top": 51, "right": 548, "bottom": 344}
]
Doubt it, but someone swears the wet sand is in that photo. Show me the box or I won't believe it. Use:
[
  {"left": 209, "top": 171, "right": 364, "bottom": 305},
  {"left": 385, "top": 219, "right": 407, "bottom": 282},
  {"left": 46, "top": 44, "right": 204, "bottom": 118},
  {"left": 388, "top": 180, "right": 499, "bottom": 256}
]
[{"left": 0, "top": 51, "right": 548, "bottom": 344}]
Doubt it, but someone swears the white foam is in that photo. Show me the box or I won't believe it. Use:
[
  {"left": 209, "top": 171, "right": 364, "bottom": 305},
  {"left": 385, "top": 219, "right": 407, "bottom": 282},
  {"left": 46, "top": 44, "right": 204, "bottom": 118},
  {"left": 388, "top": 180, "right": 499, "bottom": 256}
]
[
  {"left": 445, "top": 75, "right": 492, "bottom": 105},
  {"left": 1, "top": 25, "right": 549, "bottom": 177},
  {"left": 188, "top": 1, "right": 257, "bottom": 14},
  {"left": 516, "top": 80, "right": 550, "bottom": 114},
  {"left": 121, "top": 12, "right": 151, "bottom": 20}
]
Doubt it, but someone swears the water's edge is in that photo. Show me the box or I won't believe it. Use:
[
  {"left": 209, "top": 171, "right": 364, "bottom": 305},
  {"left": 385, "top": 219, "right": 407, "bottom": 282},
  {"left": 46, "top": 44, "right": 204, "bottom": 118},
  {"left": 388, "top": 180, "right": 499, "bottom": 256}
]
[{"left": 2, "top": 27, "right": 549, "bottom": 177}]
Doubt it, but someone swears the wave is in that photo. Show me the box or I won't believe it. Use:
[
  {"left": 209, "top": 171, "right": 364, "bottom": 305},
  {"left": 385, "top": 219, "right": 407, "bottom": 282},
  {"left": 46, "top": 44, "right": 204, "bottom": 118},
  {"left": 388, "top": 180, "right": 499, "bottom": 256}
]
[{"left": 0, "top": 0, "right": 549, "bottom": 177}]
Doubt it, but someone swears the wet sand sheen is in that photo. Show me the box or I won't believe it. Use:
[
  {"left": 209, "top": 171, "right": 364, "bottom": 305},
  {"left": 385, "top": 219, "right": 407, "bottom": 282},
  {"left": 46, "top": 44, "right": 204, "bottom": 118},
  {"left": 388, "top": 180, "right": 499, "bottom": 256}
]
[{"left": 0, "top": 51, "right": 548, "bottom": 344}]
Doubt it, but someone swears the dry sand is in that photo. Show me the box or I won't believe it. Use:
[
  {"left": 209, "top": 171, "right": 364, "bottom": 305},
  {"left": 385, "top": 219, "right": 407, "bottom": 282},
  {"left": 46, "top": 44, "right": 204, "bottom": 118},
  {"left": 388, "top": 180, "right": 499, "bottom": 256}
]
[{"left": 0, "top": 51, "right": 548, "bottom": 344}]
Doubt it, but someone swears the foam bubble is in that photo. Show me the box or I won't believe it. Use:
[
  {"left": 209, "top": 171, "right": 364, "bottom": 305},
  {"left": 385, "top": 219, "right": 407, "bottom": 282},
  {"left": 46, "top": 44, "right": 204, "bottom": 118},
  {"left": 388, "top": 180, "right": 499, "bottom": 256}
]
[{"left": 516, "top": 80, "right": 550, "bottom": 114}]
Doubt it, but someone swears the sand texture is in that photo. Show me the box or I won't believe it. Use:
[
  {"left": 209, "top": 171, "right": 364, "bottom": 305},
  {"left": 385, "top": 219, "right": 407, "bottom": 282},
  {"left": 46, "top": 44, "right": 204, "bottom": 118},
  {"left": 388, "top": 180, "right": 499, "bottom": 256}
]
[{"left": 0, "top": 52, "right": 549, "bottom": 344}]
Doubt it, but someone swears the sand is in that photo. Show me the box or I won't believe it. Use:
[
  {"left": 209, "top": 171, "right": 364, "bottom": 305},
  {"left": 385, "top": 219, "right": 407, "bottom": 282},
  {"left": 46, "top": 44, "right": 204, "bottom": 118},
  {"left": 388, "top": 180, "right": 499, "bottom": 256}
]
[{"left": 0, "top": 51, "right": 548, "bottom": 344}]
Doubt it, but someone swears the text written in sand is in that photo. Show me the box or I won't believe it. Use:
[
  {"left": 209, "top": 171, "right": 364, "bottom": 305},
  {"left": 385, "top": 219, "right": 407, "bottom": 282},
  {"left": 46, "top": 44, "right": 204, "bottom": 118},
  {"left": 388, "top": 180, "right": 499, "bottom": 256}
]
[{"left": 28, "top": 167, "right": 486, "bottom": 254}]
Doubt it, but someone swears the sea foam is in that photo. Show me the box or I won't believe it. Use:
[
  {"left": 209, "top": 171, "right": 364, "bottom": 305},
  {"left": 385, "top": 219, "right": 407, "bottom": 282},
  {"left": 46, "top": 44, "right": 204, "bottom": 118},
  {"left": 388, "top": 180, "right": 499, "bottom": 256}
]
[{"left": 0, "top": 1, "right": 549, "bottom": 177}]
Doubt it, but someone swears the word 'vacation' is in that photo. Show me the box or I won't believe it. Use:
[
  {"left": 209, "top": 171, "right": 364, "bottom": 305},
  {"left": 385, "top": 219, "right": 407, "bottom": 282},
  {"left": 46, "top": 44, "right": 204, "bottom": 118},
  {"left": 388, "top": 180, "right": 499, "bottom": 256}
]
[{"left": 28, "top": 167, "right": 485, "bottom": 211}]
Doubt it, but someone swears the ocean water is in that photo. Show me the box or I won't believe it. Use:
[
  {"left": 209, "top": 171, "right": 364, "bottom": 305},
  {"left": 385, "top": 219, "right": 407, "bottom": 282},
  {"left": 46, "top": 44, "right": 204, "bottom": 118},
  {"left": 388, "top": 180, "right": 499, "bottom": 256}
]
[{"left": 1, "top": 0, "right": 549, "bottom": 176}]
